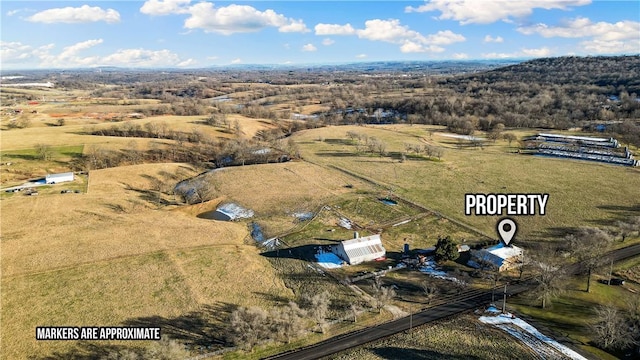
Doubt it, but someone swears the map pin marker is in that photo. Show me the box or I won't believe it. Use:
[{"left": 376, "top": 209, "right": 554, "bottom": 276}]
[{"left": 497, "top": 218, "right": 517, "bottom": 246}]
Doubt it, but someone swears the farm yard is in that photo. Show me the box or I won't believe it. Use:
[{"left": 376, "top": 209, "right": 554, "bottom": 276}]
[{"left": 2, "top": 57, "right": 640, "bottom": 360}]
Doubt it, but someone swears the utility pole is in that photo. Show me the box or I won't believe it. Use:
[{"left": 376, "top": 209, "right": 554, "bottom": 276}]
[
  {"left": 607, "top": 257, "right": 614, "bottom": 285},
  {"left": 502, "top": 284, "right": 507, "bottom": 314},
  {"left": 409, "top": 303, "right": 413, "bottom": 334}
]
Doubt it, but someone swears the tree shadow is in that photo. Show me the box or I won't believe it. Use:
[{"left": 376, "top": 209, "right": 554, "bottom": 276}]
[
  {"left": 591, "top": 204, "right": 640, "bottom": 227},
  {"left": 35, "top": 343, "right": 134, "bottom": 360},
  {"left": 252, "top": 292, "right": 293, "bottom": 306},
  {"left": 532, "top": 226, "right": 579, "bottom": 239},
  {"left": 122, "top": 302, "right": 236, "bottom": 347},
  {"left": 34, "top": 303, "right": 236, "bottom": 359}
]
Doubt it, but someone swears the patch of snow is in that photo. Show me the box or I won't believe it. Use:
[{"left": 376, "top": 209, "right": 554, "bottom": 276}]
[
  {"left": 440, "top": 133, "right": 485, "bottom": 141},
  {"left": 338, "top": 217, "right": 352, "bottom": 229},
  {"left": 292, "top": 212, "right": 314, "bottom": 221},
  {"left": 216, "top": 203, "right": 254, "bottom": 220},
  {"left": 485, "top": 306, "right": 502, "bottom": 314},
  {"left": 261, "top": 237, "right": 280, "bottom": 250},
  {"left": 479, "top": 314, "right": 587, "bottom": 360},
  {"left": 316, "top": 250, "right": 343, "bottom": 269},
  {"left": 418, "top": 257, "right": 466, "bottom": 284}
]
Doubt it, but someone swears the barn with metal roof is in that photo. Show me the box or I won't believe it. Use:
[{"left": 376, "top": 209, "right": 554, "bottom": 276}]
[{"left": 332, "top": 232, "right": 386, "bottom": 265}]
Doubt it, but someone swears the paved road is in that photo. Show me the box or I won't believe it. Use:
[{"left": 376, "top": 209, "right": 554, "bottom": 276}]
[{"left": 264, "top": 243, "right": 640, "bottom": 360}]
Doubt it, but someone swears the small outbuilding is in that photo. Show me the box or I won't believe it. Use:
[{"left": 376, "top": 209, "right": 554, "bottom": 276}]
[
  {"left": 332, "top": 232, "right": 386, "bottom": 265},
  {"left": 45, "top": 172, "right": 74, "bottom": 184}
]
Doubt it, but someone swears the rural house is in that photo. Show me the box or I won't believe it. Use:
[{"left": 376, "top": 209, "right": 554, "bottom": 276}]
[
  {"left": 470, "top": 243, "right": 523, "bottom": 272},
  {"left": 45, "top": 172, "right": 74, "bottom": 184},
  {"left": 332, "top": 232, "right": 386, "bottom": 265}
]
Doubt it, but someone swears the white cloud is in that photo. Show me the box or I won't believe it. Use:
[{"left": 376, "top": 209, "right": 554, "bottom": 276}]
[
  {"left": 424, "top": 30, "right": 466, "bottom": 45},
  {"left": 2, "top": 39, "right": 193, "bottom": 68},
  {"left": 1, "top": 41, "right": 37, "bottom": 63},
  {"left": 453, "top": 52, "right": 469, "bottom": 59},
  {"left": 581, "top": 39, "right": 640, "bottom": 54},
  {"left": 278, "top": 19, "right": 309, "bottom": 33},
  {"left": 356, "top": 54, "right": 367, "bottom": 58},
  {"left": 302, "top": 43, "right": 317, "bottom": 52},
  {"left": 482, "top": 47, "right": 552, "bottom": 58},
  {"left": 140, "top": 0, "right": 191, "bottom": 16},
  {"left": 521, "top": 47, "right": 552, "bottom": 57},
  {"left": 231, "top": 58, "right": 242, "bottom": 64},
  {"left": 518, "top": 17, "right": 640, "bottom": 54},
  {"left": 406, "top": 0, "right": 591, "bottom": 25},
  {"left": 314, "top": 23, "right": 356, "bottom": 35},
  {"left": 27, "top": 5, "right": 120, "bottom": 24},
  {"left": 483, "top": 35, "right": 504, "bottom": 43},
  {"left": 100, "top": 49, "right": 184, "bottom": 67},
  {"left": 59, "top": 39, "right": 104, "bottom": 60},
  {"left": 482, "top": 52, "right": 515, "bottom": 59},
  {"left": 177, "top": 58, "right": 197, "bottom": 67},
  {"left": 207, "top": 55, "right": 219, "bottom": 60},
  {"left": 7, "top": 9, "right": 22, "bottom": 16},
  {"left": 518, "top": 17, "right": 639, "bottom": 40},
  {"left": 354, "top": 19, "right": 464, "bottom": 53},
  {"left": 183, "top": 3, "right": 308, "bottom": 34},
  {"left": 322, "top": 38, "right": 335, "bottom": 46}
]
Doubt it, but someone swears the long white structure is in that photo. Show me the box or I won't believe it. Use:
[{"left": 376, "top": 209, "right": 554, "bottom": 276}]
[
  {"left": 45, "top": 172, "right": 74, "bottom": 184},
  {"left": 332, "top": 233, "right": 386, "bottom": 265}
]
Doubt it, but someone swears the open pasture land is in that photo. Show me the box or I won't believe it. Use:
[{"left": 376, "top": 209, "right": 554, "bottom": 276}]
[
  {"left": 1, "top": 145, "right": 85, "bottom": 186},
  {"left": 327, "top": 314, "right": 538, "bottom": 360},
  {"left": 201, "top": 161, "right": 377, "bottom": 235},
  {"left": 1, "top": 163, "right": 294, "bottom": 359},
  {"left": 293, "top": 125, "right": 640, "bottom": 241}
]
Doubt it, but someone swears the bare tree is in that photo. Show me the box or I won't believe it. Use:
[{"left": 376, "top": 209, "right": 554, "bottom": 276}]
[
  {"left": 617, "top": 217, "right": 640, "bottom": 242},
  {"left": 350, "top": 303, "right": 360, "bottom": 323},
  {"left": 35, "top": 143, "right": 53, "bottom": 161},
  {"left": 568, "top": 227, "right": 613, "bottom": 292},
  {"left": 503, "top": 133, "right": 517, "bottom": 147},
  {"left": 371, "top": 283, "right": 396, "bottom": 313},
  {"left": 531, "top": 245, "right": 567, "bottom": 309},
  {"left": 420, "top": 281, "right": 439, "bottom": 305},
  {"left": 228, "top": 306, "right": 270, "bottom": 351},
  {"left": 591, "top": 304, "right": 634, "bottom": 350},
  {"left": 301, "top": 291, "right": 331, "bottom": 333},
  {"left": 271, "top": 301, "right": 305, "bottom": 344},
  {"left": 144, "top": 337, "right": 191, "bottom": 359}
]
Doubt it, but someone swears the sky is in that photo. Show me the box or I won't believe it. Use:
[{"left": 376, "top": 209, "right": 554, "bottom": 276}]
[{"left": 1, "top": 0, "right": 639, "bottom": 69}]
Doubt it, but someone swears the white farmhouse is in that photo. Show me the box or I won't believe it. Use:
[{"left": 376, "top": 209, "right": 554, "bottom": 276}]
[
  {"left": 45, "top": 172, "right": 74, "bottom": 184},
  {"left": 332, "top": 232, "right": 386, "bottom": 265}
]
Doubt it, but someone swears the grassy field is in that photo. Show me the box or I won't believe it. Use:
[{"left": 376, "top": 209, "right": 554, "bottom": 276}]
[
  {"left": 509, "top": 273, "right": 640, "bottom": 360},
  {"left": 293, "top": 125, "right": 640, "bottom": 242},
  {"left": 0, "top": 163, "right": 295, "bottom": 359},
  {"left": 326, "top": 314, "right": 539, "bottom": 360},
  {"left": 1, "top": 145, "right": 85, "bottom": 185}
]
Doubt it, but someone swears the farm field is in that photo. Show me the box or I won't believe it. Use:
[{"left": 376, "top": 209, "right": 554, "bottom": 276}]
[
  {"left": 2, "top": 55, "right": 639, "bottom": 359},
  {"left": 293, "top": 125, "right": 640, "bottom": 242},
  {"left": 0, "top": 163, "right": 296, "bottom": 359}
]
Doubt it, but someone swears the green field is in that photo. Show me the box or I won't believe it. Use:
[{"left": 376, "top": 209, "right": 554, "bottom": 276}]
[{"left": 293, "top": 125, "right": 640, "bottom": 242}]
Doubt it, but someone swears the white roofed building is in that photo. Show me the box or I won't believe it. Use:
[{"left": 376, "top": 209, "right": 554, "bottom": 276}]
[
  {"left": 332, "top": 232, "right": 386, "bottom": 265},
  {"left": 470, "top": 243, "right": 523, "bottom": 272},
  {"left": 45, "top": 172, "right": 74, "bottom": 184}
]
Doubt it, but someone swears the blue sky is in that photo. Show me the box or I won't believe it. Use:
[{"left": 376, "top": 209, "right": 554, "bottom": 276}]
[{"left": 1, "top": 1, "right": 638, "bottom": 69}]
